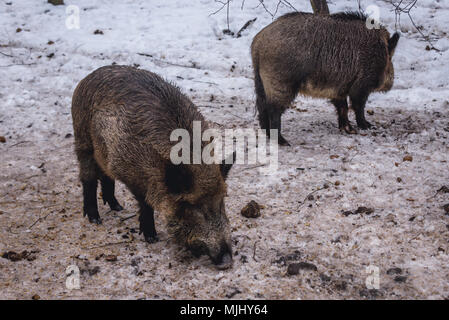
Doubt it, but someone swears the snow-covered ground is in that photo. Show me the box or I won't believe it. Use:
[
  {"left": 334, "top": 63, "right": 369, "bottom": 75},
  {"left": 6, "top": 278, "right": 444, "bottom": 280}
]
[{"left": 0, "top": 0, "right": 448, "bottom": 299}]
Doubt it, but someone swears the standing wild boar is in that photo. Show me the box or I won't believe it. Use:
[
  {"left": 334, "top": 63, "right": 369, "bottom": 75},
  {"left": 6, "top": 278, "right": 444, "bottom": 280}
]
[
  {"left": 71, "top": 65, "right": 234, "bottom": 269},
  {"left": 251, "top": 12, "right": 400, "bottom": 145}
]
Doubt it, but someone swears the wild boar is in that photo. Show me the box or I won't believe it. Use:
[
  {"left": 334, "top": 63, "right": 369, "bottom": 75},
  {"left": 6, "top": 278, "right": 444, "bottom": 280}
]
[
  {"left": 71, "top": 65, "right": 234, "bottom": 269},
  {"left": 251, "top": 11, "right": 400, "bottom": 145}
]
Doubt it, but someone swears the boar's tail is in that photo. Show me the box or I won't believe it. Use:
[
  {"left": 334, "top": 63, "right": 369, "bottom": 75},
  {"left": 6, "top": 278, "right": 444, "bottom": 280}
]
[{"left": 252, "top": 57, "right": 266, "bottom": 117}]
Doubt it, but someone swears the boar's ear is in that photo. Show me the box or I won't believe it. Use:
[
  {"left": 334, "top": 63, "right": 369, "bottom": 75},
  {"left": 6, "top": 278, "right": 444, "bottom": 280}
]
[
  {"left": 388, "top": 32, "right": 400, "bottom": 56},
  {"left": 164, "top": 163, "right": 193, "bottom": 194},
  {"left": 220, "top": 151, "right": 236, "bottom": 179}
]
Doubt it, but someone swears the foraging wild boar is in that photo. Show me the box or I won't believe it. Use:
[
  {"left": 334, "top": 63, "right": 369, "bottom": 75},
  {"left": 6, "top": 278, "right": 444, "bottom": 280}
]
[
  {"left": 71, "top": 65, "right": 234, "bottom": 269},
  {"left": 251, "top": 11, "right": 400, "bottom": 145}
]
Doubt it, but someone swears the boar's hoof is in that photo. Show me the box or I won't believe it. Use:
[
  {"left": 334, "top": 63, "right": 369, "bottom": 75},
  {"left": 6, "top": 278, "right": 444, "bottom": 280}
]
[
  {"left": 144, "top": 235, "right": 159, "bottom": 244},
  {"left": 357, "top": 120, "right": 373, "bottom": 130},
  {"left": 278, "top": 135, "right": 290, "bottom": 146},
  {"left": 340, "top": 124, "right": 357, "bottom": 134},
  {"left": 102, "top": 196, "right": 124, "bottom": 212},
  {"left": 84, "top": 208, "right": 102, "bottom": 224},
  {"left": 88, "top": 216, "right": 102, "bottom": 225},
  {"left": 214, "top": 253, "right": 233, "bottom": 270}
]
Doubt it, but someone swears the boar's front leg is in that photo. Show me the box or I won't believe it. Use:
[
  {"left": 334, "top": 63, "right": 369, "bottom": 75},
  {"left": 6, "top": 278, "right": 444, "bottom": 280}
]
[
  {"left": 99, "top": 173, "right": 124, "bottom": 212},
  {"left": 331, "top": 98, "right": 356, "bottom": 134},
  {"left": 78, "top": 151, "right": 102, "bottom": 224},
  {"left": 257, "top": 108, "right": 270, "bottom": 132},
  {"left": 350, "top": 91, "right": 372, "bottom": 130},
  {"left": 82, "top": 179, "right": 101, "bottom": 224},
  {"left": 134, "top": 194, "right": 159, "bottom": 243}
]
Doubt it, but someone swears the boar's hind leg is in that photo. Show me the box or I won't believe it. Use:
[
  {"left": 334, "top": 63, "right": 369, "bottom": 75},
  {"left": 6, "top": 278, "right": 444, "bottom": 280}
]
[
  {"left": 77, "top": 150, "right": 101, "bottom": 224},
  {"left": 259, "top": 75, "right": 293, "bottom": 146},
  {"left": 257, "top": 107, "right": 270, "bottom": 131},
  {"left": 267, "top": 106, "right": 290, "bottom": 146},
  {"left": 99, "top": 173, "right": 123, "bottom": 211},
  {"left": 350, "top": 91, "right": 372, "bottom": 130},
  {"left": 331, "top": 98, "right": 356, "bottom": 134},
  {"left": 135, "top": 194, "right": 158, "bottom": 243}
]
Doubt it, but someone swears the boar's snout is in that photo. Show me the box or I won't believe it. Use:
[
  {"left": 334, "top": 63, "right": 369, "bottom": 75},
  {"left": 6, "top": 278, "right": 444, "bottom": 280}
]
[
  {"left": 173, "top": 197, "right": 233, "bottom": 269},
  {"left": 188, "top": 239, "right": 233, "bottom": 269},
  {"left": 210, "top": 241, "right": 233, "bottom": 270}
]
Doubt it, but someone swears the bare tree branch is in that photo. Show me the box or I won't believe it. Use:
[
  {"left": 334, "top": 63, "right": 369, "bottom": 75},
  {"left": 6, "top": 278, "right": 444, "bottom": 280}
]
[
  {"left": 209, "top": 0, "right": 230, "bottom": 17},
  {"left": 0, "top": 51, "right": 13, "bottom": 57},
  {"left": 379, "top": 0, "right": 440, "bottom": 51},
  {"left": 254, "top": 0, "right": 298, "bottom": 19}
]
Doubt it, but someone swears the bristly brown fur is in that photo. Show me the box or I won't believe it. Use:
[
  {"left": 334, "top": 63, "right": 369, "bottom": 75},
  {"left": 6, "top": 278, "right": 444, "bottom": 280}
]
[
  {"left": 71, "top": 65, "right": 233, "bottom": 265},
  {"left": 72, "top": 65, "right": 226, "bottom": 210},
  {"left": 251, "top": 11, "right": 400, "bottom": 143},
  {"left": 331, "top": 11, "right": 368, "bottom": 21}
]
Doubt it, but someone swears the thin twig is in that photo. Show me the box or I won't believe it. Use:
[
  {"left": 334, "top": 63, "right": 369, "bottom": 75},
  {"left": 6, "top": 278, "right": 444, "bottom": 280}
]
[
  {"left": 239, "top": 164, "right": 266, "bottom": 171},
  {"left": 120, "top": 214, "right": 137, "bottom": 222},
  {"left": 28, "top": 211, "right": 53, "bottom": 229},
  {"left": 83, "top": 240, "right": 130, "bottom": 250},
  {"left": 297, "top": 186, "right": 324, "bottom": 210},
  {"left": 210, "top": 0, "right": 230, "bottom": 17},
  {"left": 255, "top": 0, "right": 297, "bottom": 19},
  {"left": 137, "top": 53, "right": 201, "bottom": 70},
  {"left": 227, "top": 111, "right": 247, "bottom": 120},
  {"left": 0, "top": 51, "right": 13, "bottom": 57},
  {"left": 25, "top": 174, "right": 41, "bottom": 180},
  {"left": 252, "top": 240, "right": 258, "bottom": 262},
  {"left": 281, "top": 0, "right": 298, "bottom": 12},
  {"left": 8, "top": 140, "right": 31, "bottom": 147},
  {"left": 0, "top": 62, "right": 36, "bottom": 67},
  {"left": 192, "top": 80, "right": 219, "bottom": 86},
  {"left": 255, "top": 0, "right": 274, "bottom": 18}
]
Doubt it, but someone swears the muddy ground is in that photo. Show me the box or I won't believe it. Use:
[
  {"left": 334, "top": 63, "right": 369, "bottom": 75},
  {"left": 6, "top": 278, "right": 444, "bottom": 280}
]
[
  {"left": 1, "top": 95, "right": 449, "bottom": 299},
  {"left": 1, "top": 0, "right": 449, "bottom": 300}
]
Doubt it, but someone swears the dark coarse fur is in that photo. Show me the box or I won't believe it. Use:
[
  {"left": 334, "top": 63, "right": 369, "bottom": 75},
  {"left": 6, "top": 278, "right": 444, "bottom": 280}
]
[
  {"left": 71, "top": 65, "right": 233, "bottom": 268},
  {"left": 251, "top": 11, "right": 400, "bottom": 145}
]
